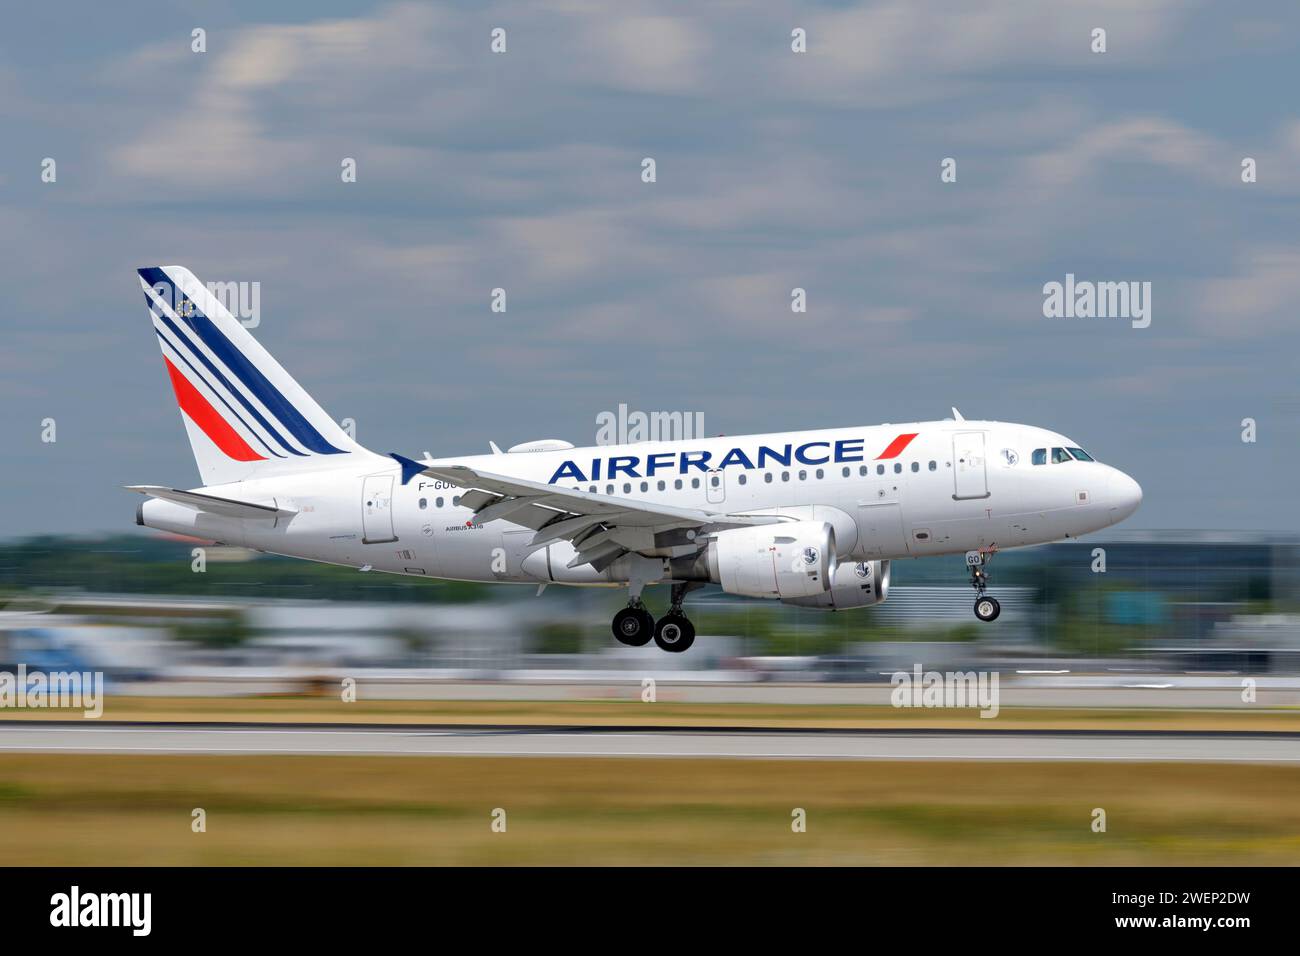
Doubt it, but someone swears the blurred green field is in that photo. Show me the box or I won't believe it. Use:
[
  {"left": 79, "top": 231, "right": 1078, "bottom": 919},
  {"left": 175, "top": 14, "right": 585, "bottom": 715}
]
[
  {"left": 1, "top": 753, "right": 1298, "bottom": 865},
  {"left": 0, "top": 754, "right": 1289, "bottom": 868}
]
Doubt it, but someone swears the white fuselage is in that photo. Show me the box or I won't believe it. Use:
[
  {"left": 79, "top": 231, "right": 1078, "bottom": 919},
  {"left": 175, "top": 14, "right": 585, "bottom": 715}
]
[{"left": 139, "top": 418, "right": 1142, "bottom": 592}]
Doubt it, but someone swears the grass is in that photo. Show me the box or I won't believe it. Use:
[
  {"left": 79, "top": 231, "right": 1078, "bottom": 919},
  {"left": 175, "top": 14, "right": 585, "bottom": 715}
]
[
  {"left": 1, "top": 694, "right": 1297, "bottom": 732},
  {"left": 0, "top": 753, "right": 1297, "bottom": 864}
]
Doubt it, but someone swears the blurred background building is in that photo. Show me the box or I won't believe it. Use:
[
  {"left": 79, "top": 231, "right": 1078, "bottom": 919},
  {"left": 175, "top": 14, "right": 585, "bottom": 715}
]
[{"left": 2, "top": 529, "right": 1298, "bottom": 691}]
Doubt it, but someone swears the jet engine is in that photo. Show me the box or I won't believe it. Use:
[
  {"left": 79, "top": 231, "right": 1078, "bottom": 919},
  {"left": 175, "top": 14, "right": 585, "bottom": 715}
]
[
  {"left": 705, "top": 521, "right": 834, "bottom": 599},
  {"left": 782, "top": 559, "right": 890, "bottom": 610}
]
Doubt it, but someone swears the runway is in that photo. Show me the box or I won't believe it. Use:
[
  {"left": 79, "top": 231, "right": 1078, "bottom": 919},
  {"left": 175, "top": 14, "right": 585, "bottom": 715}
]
[{"left": 1, "top": 722, "right": 1298, "bottom": 762}]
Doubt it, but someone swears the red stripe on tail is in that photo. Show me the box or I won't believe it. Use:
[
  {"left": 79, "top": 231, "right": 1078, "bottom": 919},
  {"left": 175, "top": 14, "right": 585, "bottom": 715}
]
[
  {"left": 163, "top": 358, "right": 265, "bottom": 462},
  {"left": 876, "top": 432, "right": 919, "bottom": 459}
]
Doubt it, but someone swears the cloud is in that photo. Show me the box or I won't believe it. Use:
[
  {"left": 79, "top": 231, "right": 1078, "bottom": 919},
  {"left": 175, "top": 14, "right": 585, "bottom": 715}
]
[
  {"left": 575, "top": 15, "right": 708, "bottom": 94},
  {"left": 778, "top": 0, "right": 1193, "bottom": 106},
  {"left": 1020, "top": 116, "right": 1225, "bottom": 190},
  {"left": 109, "top": 4, "right": 455, "bottom": 189},
  {"left": 1197, "top": 245, "right": 1300, "bottom": 337}
]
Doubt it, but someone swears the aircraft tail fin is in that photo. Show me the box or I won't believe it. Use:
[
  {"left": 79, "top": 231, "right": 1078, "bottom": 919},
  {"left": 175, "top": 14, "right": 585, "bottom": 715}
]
[{"left": 137, "top": 265, "right": 377, "bottom": 487}]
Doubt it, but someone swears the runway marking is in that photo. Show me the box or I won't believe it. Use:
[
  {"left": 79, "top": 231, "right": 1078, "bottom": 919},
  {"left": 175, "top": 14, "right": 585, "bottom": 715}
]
[{"left": 1, "top": 725, "right": 1299, "bottom": 763}]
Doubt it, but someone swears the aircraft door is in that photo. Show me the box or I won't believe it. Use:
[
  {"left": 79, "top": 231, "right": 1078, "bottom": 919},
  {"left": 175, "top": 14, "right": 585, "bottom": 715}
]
[
  {"left": 362, "top": 474, "right": 398, "bottom": 543},
  {"left": 952, "top": 432, "right": 990, "bottom": 500}
]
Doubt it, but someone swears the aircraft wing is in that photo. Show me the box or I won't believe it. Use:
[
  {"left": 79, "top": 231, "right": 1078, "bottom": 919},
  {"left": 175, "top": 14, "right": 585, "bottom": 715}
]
[{"left": 391, "top": 454, "right": 780, "bottom": 571}]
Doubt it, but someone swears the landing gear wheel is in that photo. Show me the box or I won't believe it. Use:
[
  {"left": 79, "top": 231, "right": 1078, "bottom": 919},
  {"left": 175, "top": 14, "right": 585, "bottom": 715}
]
[
  {"left": 654, "top": 614, "right": 695, "bottom": 653},
  {"left": 974, "top": 596, "right": 1001, "bottom": 622},
  {"left": 612, "top": 606, "right": 655, "bottom": 646},
  {"left": 966, "top": 549, "right": 1000, "bottom": 623}
]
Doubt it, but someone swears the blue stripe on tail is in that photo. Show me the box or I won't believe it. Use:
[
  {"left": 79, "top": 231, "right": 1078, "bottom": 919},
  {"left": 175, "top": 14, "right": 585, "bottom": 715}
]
[{"left": 140, "top": 268, "right": 345, "bottom": 456}]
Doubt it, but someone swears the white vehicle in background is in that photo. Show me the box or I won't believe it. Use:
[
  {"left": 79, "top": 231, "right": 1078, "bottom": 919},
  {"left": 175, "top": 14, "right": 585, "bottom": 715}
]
[{"left": 131, "top": 265, "right": 1142, "bottom": 653}]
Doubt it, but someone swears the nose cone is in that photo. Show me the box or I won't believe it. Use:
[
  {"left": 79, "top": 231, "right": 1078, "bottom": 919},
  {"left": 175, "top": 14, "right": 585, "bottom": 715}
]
[{"left": 1107, "top": 469, "right": 1143, "bottom": 523}]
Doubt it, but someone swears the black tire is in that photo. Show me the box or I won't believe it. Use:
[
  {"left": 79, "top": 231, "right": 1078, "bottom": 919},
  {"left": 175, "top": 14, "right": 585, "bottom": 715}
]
[
  {"left": 612, "top": 606, "right": 655, "bottom": 646},
  {"left": 654, "top": 614, "right": 695, "bottom": 653},
  {"left": 974, "top": 596, "right": 1001, "bottom": 622}
]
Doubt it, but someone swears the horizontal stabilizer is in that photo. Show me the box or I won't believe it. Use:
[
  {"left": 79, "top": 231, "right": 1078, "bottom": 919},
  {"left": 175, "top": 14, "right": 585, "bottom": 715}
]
[{"left": 125, "top": 485, "right": 295, "bottom": 520}]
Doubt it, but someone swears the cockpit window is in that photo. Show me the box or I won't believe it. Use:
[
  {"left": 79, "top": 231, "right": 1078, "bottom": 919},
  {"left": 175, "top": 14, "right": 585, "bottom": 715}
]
[
  {"left": 1031, "top": 448, "right": 1046, "bottom": 466},
  {"left": 1051, "top": 447, "right": 1073, "bottom": 464},
  {"left": 1068, "top": 447, "right": 1095, "bottom": 462}
]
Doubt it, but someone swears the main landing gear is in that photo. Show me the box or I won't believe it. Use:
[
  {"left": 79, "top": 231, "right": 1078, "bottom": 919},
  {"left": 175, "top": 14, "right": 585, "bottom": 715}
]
[
  {"left": 966, "top": 549, "right": 1001, "bottom": 622},
  {"left": 611, "top": 582, "right": 700, "bottom": 652},
  {"left": 611, "top": 602, "right": 655, "bottom": 647}
]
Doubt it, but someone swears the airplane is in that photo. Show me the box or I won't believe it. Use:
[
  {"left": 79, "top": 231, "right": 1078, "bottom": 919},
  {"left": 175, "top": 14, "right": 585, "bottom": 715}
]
[{"left": 130, "top": 265, "right": 1143, "bottom": 653}]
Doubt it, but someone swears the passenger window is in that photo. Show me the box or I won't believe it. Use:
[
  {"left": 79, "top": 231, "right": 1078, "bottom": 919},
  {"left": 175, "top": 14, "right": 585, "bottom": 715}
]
[
  {"left": 623, "top": 483, "right": 631, "bottom": 494},
  {"left": 911, "top": 462, "right": 919, "bottom": 473},
  {"left": 928, "top": 461, "right": 937, "bottom": 471},
  {"left": 606, "top": 484, "right": 614, "bottom": 495},
  {"left": 640, "top": 481, "right": 649, "bottom": 492},
  {"left": 1031, "top": 448, "right": 1046, "bottom": 466},
  {"left": 815, "top": 468, "right": 824, "bottom": 479},
  {"left": 452, "top": 496, "right": 461, "bottom": 506},
  {"left": 842, "top": 467, "right": 850, "bottom": 478},
  {"left": 436, "top": 497, "right": 444, "bottom": 507},
  {"left": 738, "top": 474, "right": 747, "bottom": 485},
  {"left": 764, "top": 473, "right": 773, "bottom": 484},
  {"left": 691, "top": 478, "right": 700, "bottom": 489},
  {"left": 859, "top": 465, "right": 868, "bottom": 476},
  {"left": 674, "top": 479, "right": 683, "bottom": 490},
  {"left": 798, "top": 470, "right": 807, "bottom": 481},
  {"left": 710, "top": 475, "right": 720, "bottom": 487},
  {"left": 419, "top": 498, "right": 427, "bottom": 510},
  {"left": 893, "top": 463, "right": 902, "bottom": 474},
  {"left": 876, "top": 464, "right": 885, "bottom": 476},
  {"left": 657, "top": 480, "right": 665, "bottom": 491},
  {"left": 1052, "top": 447, "right": 1072, "bottom": 464}
]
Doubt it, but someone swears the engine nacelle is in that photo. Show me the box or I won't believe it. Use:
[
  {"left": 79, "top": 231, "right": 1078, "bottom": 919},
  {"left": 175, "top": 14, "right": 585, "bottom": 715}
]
[
  {"left": 783, "top": 559, "right": 891, "bottom": 610},
  {"left": 706, "top": 521, "right": 834, "bottom": 599}
]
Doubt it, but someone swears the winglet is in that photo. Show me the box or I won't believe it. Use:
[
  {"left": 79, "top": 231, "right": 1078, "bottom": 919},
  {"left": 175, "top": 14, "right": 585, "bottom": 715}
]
[
  {"left": 489, "top": 441, "right": 503, "bottom": 455},
  {"left": 951, "top": 407, "right": 965, "bottom": 422},
  {"left": 389, "top": 453, "right": 428, "bottom": 485}
]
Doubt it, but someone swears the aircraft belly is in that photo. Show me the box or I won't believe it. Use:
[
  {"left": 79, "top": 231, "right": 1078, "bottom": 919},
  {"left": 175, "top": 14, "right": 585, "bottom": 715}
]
[{"left": 428, "top": 517, "right": 490, "bottom": 579}]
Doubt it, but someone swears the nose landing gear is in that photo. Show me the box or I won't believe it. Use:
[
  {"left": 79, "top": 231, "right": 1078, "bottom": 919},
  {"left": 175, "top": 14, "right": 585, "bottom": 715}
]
[
  {"left": 974, "top": 594, "right": 1001, "bottom": 622},
  {"left": 967, "top": 549, "right": 1001, "bottom": 622}
]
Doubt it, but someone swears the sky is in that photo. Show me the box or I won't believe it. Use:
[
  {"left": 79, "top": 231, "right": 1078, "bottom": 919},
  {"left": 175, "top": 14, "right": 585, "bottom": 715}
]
[{"left": 1, "top": 0, "right": 1298, "bottom": 537}]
